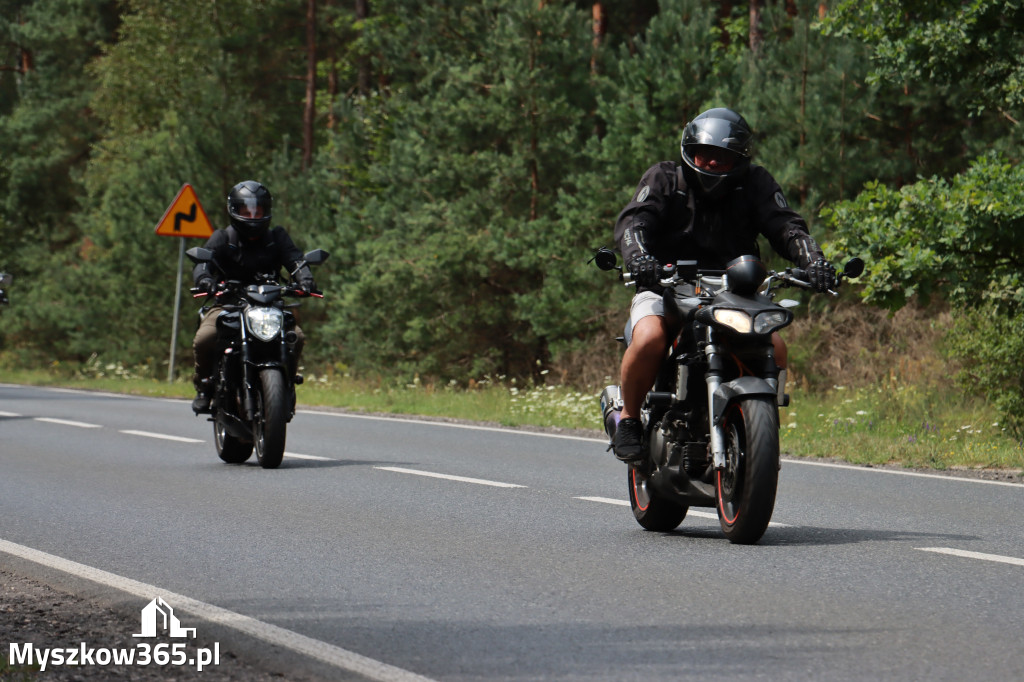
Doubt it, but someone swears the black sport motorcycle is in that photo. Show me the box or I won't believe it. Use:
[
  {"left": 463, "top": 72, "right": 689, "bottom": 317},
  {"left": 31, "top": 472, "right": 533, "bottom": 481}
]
[
  {"left": 186, "top": 247, "right": 328, "bottom": 469},
  {"left": 595, "top": 248, "right": 863, "bottom": 543}
]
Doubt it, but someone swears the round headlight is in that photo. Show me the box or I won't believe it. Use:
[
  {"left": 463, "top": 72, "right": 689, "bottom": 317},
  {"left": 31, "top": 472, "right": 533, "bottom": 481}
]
[{"left": 245, "top": 307, "right": 284, "bottom": 341}]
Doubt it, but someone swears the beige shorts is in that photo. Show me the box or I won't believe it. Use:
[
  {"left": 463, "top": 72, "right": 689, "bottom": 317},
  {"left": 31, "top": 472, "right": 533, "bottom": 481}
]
[{"left": 625, "top": 291, "right": 664, "bottom": 346}]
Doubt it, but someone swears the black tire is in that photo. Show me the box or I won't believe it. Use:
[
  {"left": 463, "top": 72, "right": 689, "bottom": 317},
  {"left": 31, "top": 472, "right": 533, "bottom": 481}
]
[
  {"left": 628, "top": 466, "right": 688, "bottom": 532},
  {"left": 254, "top": 369, "right": 288, "bottom": 469},
  {"left": 716, "top": 397, "right": 779, "bottom": 544},
  {"left": 214, "top": 418, "right": 253, "bottom": 464}
]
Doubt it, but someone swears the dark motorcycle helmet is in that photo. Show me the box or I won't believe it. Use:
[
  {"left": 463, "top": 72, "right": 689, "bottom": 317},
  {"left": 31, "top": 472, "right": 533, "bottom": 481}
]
[
  {"left": 227, "top": 180, "right": 273, "bottom": 240},
  {"left": 680, "top": 107, "right": 753, "bottom": 201}
]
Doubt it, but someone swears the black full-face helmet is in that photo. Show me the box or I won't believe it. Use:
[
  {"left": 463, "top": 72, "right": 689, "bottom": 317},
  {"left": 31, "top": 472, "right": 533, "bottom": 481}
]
[
  {"left": 680, "top": 107, "right": 753, "bottom": 201},
  {"left": 227, "top": 180, "right": 273, "bottom": 240}
]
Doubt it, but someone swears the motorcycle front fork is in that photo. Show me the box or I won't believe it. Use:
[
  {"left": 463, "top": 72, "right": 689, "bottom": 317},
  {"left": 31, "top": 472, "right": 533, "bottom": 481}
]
[{"left": 705, "top": 342, "right": 728, "bottom": 471}]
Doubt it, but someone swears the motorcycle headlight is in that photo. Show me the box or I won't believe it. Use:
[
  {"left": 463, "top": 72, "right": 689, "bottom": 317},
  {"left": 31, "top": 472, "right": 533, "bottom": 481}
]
[
  {"left": 753, "top": 310, "right": 793, "bottom": 335},
  {"left": 245, "top": 307, "right": 284, "bottom": 341},
  {"left": 712, "top": 308, "right": 753, "bottom": 334}
]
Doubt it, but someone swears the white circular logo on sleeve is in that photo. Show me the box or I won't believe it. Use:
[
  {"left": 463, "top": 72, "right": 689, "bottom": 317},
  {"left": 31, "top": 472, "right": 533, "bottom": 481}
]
[
  {"left": 774, "top": 192, "right": 788, "bottom": 208},
  {"left": 637, "top": 186, "right": 650, "bottom": 203}
]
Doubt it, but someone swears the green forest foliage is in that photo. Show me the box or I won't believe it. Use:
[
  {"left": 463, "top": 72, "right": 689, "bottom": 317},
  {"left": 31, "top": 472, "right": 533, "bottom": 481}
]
[{"left": 1, "top": 0, "right": 1022, "bottom": 425}]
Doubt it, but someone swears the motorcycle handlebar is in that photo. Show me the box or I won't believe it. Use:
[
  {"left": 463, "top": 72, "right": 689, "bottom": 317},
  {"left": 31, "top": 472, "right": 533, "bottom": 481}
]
[
  {"left": 189, "top": 282, "right": 325, "bottom": 299},
  {"left": 622, "top": 264, "right": 841, "bottom": 297}
]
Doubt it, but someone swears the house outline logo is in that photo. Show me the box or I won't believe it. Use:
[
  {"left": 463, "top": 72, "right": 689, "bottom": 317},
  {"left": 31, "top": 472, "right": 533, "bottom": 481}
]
[{"left": 132, "top": 597, "right": 196, "bottom": 639}]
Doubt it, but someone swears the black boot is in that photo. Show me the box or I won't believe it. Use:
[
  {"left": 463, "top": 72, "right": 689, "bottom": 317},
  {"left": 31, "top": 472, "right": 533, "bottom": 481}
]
[
  {"left": 612, "top": 417, "right": 644, "bottom": 463},
  {"left": 191, "top": 377, "right": 213, "bottom": 415}
]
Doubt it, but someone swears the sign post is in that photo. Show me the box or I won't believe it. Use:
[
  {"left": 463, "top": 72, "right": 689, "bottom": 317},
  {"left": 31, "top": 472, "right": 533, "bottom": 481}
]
[{"left": 155, "top": 184, "right": 214, "bottom": 382}]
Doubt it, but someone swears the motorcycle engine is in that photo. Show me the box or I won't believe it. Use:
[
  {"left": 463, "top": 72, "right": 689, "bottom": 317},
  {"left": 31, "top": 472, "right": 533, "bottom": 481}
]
[{"left": 650, "top": 415, "right": 710, "bottom": 478}]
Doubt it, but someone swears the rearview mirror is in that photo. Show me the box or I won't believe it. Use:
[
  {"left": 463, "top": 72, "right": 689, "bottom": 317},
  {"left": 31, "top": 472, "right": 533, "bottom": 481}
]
[
  {"left": 303, "top": 249, "right": 329, "bottom": 266},
  {"left": 592, "top": 247, "right": 618, "bottom": 271},
  {"left": 185, "top": 247, "right": 213, "bottom": 265},
  {"left": 843, "top": 257, "right": 865, "bottom": 279}
]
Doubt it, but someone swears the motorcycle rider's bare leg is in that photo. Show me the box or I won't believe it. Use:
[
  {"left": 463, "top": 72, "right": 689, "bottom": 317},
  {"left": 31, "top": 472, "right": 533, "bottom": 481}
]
[
  {"left": 771, "top": 331, "right": 787, "bottom": 369},
  {"left": 620, "top": 314, "right": 671, "bottom": 420}
]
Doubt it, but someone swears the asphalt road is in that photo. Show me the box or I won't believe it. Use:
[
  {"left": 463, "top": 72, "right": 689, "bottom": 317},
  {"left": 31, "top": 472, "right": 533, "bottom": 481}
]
[{"left": 1, "top": 383, "right": 1022, "bottom": 681}]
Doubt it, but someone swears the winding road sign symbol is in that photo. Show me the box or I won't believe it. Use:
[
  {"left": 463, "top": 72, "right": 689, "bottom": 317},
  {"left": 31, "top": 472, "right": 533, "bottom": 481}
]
[{"left": 155, "top": 184, "right": 214, "bottom": 239}]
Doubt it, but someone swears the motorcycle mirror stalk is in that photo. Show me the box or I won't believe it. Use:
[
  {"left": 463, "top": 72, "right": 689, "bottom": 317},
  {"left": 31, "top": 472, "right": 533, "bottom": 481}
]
[{"left": 290, "top": 249, "right": 330, "bottom": 279}]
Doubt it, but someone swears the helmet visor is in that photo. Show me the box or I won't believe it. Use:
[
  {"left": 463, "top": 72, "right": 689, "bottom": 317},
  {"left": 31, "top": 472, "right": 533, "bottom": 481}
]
[
  {"left": 690, "top": 145, "right": 740, "bottom": 175},
  {"left": 230, "top": 196, "right": 265, "bottom": 220}
]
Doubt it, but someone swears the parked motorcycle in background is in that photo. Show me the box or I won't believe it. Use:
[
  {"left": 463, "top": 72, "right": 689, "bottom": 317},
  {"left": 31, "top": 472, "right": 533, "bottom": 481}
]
[
  {"left": 186, "top": 247, "right": 328, "bottom": 469},
  {"left": 595, "top": 248, "right": 863, "bottom": 544}
]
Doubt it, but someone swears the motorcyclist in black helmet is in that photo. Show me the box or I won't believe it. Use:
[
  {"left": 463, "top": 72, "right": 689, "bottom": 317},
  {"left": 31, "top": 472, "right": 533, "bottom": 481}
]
[
  {"left": 190, "top": 180, "right": 318, "bottom": 413},
  {"left": 611, "top": 107, "right": 836, "bottom": 463}
]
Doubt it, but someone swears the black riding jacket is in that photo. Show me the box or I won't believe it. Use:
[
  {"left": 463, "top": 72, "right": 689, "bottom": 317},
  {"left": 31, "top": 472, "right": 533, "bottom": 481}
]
[
  {"left": 614, "top": 161, "right": 823, "bottom": 292},
  {"left": 192, "top": 225, "right": 312, "bottom": 287}
]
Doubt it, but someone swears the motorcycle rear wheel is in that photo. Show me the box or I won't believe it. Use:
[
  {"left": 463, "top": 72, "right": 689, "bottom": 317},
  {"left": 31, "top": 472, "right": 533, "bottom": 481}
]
[
  {"left": 214, "top": 419, "right": 253, "bottom": 464},
  {"left": 716, "top": 397, "right": 779, "bottom": 544},
  {"left": 628, "top": 466, "right": 688, "bottom": 532},
  {"left": 255, "top": 369, "right": 288, "bottom": 469}
]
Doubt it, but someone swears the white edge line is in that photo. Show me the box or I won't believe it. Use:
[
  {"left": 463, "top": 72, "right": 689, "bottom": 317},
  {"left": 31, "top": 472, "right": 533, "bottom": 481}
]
[
  {"left": 304, "top": 411, "right": 1024, "bottom": 488},
  {"left": 303, "top": 409, "right": 606, "bottom": 443},
  {"left": 375, "top": 466, "right": 525, "bottom": 488},
  {"left": 120, "top": 430, "right": 204, "bottom": 444},
  {"left": 784, "top": 457, "right": 1024, "bottom": 487},
  {"left": 917, "top": 547, "right": 1024, "bottom": 567},
  {"left": 34, "top": 417, "right": 101, "bottom": 429},
  {"left": 0, "top": 538, "right": 437, "bottom": 682},
  {"left": 0, "top": 411, "right": 22, "bottom": 417}
]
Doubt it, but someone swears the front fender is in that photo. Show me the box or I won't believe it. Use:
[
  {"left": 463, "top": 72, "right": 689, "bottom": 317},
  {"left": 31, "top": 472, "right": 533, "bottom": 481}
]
[{"left": 712, "top": 376, "right": 777, "bottom": 421}]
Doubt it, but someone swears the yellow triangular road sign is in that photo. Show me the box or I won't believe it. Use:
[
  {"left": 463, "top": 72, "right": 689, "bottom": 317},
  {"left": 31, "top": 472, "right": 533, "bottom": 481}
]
[{"left": 155, "top": 184, "right": 214, "bottom": 239}]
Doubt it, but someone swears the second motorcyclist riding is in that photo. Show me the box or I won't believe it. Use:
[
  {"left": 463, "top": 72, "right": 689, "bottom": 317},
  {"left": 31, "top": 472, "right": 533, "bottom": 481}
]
[{"left": 188, "top": 180, "right": 327, "bottom": 468}]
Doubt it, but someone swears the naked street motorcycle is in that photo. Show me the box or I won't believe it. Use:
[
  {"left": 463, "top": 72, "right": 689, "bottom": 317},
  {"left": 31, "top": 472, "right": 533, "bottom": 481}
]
[
  {"left": 595, "top": 249, "right": 863, "bottom": 543},
  {"left": 186, "top": 247, "right": 328, "bottom": 469}
]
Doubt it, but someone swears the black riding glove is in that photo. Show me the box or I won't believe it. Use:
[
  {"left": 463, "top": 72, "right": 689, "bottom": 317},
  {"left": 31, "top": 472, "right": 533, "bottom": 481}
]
[
  {"left": 298, "top": 278, "right": 318, "bottom": 295},
  {"left": 626, "top": 254, "right": 659, "bottom": 289},
  {"left": 806, "top": 258, "right": 837, "bottom": 293}
]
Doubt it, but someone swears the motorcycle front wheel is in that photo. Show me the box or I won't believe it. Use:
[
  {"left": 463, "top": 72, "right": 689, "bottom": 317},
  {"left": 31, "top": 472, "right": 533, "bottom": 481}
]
[
  {"left": 214, "top": 416, "right": 253, "bottom": 464},
  {"left": 254, "top": 369, "right": 288, "bottom": 469},
  {"left": 628, "top": 466, "right": 688, "bottom": 532},
  {"left": 716, "top": 397, "right": 779, "bottom": 544}
]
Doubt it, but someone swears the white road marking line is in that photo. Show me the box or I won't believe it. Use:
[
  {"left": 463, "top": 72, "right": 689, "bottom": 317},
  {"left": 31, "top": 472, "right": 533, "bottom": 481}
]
[
  {"left": 375, "top": 466, "right": 525, "bottom": 488},
  {"left": 917, "top": 547, "right": 1024, "bottom": 567},
  {"left": 34, "top": 417, "right": 101, "bottom": 429},
  {"left": 0, "top": 411, "right": 22, "bottom": 417},
  {"left": 784, "top": 458, "right": 1024, "bottom": 487},
  {"left": 285, "top": 452, "right": 334, "bottom": 461},
  {"left": 120, "top": 430, "right": 205, "bottom": 443},
  {"left": 0, "top": 538, "right": 437, "bottom": 682},
  {"left": 574, "top": 496, "right": 792, "bottom": 526},
  {"left": 575, "top": 496, "right": 629, "bottom": 506}
]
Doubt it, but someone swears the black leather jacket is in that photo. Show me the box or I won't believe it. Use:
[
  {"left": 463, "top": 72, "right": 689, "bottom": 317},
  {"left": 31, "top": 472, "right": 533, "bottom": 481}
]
[
  {"left": 192, "top": 225, "right": 312, "bottom": 287},
  {"left": 614, "top": 161, "right": 823, "bottom": 292}
]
